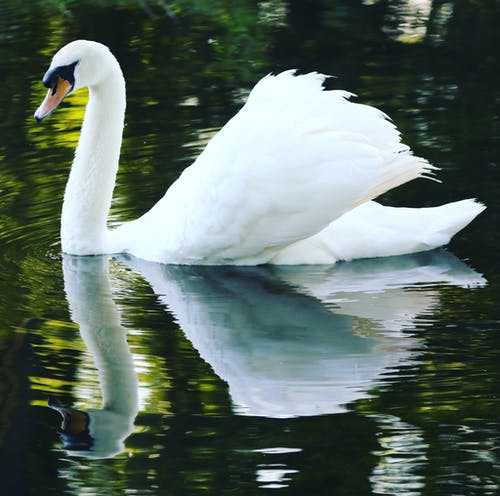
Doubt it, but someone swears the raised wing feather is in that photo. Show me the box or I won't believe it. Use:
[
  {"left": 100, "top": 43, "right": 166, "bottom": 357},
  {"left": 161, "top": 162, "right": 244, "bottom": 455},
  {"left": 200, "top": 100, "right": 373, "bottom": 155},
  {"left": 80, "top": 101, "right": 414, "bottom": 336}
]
[{"left": 119, "top": 71, "right": 435, "bottom": 264}]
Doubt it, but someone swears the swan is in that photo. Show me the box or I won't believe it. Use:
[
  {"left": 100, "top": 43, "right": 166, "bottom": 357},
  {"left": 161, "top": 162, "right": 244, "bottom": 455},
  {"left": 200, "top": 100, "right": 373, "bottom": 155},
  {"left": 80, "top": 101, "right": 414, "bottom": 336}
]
[{"left": 34, "top": 40, "right": 485, "bottom": 265}]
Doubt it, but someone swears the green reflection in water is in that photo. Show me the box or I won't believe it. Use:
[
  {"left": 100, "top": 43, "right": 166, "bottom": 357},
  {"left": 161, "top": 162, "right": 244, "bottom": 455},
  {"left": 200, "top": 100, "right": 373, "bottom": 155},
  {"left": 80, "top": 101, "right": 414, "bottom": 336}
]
[{"left": 0, "top": 1, "right": 499, "bottom": 495}]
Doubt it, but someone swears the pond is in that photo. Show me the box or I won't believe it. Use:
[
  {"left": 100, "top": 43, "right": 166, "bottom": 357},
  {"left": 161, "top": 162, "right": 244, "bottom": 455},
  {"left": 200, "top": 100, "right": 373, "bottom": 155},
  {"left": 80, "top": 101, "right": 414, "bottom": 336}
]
[{"left": 1, "top": 1, "right": 500, "bottom": 494}]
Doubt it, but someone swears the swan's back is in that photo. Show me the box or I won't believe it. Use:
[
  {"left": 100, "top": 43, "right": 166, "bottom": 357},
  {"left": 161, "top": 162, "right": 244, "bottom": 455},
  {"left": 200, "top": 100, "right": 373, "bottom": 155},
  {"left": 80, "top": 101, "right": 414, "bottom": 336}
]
[{"left": 116, "top": 71, "right": 435, "bottom": 265}]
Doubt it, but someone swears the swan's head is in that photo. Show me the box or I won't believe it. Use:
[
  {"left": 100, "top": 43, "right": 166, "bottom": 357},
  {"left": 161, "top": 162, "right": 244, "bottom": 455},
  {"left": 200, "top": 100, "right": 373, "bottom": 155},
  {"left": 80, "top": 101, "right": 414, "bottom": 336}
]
[{"left": 34, "top": 40, "right": 120, "bottom": 122}]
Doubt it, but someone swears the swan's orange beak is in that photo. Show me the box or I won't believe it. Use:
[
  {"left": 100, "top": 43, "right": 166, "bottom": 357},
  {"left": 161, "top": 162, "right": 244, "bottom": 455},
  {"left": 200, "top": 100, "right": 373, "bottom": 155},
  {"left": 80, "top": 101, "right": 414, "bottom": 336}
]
[{"left": 34, "top": 75, "right": 72, "bottom": 122}]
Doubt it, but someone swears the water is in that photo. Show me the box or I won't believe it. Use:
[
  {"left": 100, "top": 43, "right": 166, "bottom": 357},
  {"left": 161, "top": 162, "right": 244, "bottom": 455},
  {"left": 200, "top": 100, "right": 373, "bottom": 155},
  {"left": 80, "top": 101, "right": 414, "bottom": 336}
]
[{"left": 1, "top": 1, "right": 500, "bottom": 494}]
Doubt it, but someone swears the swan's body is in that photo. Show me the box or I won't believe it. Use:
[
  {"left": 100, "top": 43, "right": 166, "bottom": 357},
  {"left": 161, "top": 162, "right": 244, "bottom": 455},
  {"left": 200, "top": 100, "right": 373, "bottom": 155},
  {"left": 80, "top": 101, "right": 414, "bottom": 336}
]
[{"left": 35, "top": 40, "right": 484, "bottom": 265}]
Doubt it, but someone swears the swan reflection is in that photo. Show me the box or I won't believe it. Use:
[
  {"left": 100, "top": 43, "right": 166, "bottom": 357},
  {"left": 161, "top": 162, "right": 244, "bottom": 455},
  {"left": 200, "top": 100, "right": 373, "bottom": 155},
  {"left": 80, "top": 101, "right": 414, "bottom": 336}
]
[
  {"left": 124, "top": 250, "right": 484, "bottom": 418},
  {"left": 54, "top": 250, "right": 485, "bottom": 456},
  {"left": 52, "top": 256, "right": 139, "bottom": 459}
]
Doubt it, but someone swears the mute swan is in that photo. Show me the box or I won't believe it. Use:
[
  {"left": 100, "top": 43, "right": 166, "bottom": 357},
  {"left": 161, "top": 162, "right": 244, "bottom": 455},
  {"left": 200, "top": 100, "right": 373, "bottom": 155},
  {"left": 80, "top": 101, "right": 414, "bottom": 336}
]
[{"left": 34, "top": 40, "right": 485, "bottom": 265}]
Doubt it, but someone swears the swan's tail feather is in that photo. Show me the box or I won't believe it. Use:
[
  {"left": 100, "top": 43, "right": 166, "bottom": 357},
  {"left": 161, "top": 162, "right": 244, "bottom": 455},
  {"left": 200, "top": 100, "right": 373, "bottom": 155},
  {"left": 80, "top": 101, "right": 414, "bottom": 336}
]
[
  {"left": 420, "top": 198, "right": 486, "bottom": 247},
  {"left": 271, "top": 199, "right": 485, "bottom": 265}
]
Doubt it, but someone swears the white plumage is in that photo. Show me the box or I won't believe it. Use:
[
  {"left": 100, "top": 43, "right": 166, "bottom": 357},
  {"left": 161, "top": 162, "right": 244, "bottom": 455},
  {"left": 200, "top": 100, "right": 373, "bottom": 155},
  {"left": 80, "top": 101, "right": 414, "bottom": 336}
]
[{"left": 35, "top": 40, "right": 484, "bottom": 265}]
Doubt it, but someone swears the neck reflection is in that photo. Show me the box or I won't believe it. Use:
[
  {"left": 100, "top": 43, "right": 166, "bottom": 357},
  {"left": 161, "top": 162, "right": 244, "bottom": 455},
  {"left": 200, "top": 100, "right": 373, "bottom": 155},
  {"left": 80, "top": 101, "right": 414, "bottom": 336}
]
[{"left": 54, "top": 255, "right": 139, "bottom": 459}]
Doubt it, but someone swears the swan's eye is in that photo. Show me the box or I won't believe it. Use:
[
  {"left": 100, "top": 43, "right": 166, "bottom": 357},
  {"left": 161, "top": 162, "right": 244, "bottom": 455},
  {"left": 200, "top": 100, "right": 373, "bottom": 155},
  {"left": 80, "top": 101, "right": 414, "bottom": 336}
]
[{"left": 43, "top": 61, "right": 78, "bottom": 91}]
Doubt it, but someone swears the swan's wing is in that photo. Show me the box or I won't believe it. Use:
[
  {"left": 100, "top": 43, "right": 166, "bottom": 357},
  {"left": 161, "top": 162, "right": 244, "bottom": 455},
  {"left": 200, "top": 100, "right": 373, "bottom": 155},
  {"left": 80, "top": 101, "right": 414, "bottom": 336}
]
[{"left": 122, "top": 71, "right": 435, "bottom": 264}]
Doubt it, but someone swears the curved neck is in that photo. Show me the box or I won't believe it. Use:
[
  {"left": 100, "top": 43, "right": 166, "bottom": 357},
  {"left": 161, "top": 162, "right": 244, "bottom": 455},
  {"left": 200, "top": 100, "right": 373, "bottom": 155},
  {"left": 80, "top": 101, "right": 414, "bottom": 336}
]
[{"left": 61, "top": 68, "right": 126, "bottom": 255}]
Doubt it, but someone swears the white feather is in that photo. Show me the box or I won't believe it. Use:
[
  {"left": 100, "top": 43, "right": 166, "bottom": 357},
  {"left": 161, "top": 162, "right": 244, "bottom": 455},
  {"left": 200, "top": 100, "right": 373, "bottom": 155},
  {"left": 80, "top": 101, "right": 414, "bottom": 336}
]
[{"left": 271, "top": 199, "right": 486, "bottom": 264}]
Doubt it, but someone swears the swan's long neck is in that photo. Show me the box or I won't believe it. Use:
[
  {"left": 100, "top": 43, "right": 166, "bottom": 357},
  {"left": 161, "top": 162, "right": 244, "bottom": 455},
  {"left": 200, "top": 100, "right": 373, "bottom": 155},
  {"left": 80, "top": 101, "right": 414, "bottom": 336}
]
[{"left": 61, "top": 65, "right": 126, "bottom": 255}]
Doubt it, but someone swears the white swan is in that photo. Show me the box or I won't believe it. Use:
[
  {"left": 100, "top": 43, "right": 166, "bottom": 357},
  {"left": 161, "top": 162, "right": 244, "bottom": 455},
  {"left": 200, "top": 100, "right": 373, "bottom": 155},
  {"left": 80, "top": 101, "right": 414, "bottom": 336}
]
[{"left": 34, "top": 40, "right": 485, "bottom": 265}]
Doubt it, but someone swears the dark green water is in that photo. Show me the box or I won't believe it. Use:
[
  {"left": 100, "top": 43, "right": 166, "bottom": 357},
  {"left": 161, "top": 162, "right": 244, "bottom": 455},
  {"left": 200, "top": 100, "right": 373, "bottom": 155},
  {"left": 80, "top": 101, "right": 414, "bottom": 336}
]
[{"left": 1, "top": 1, "right": 500, "bottom": 494}]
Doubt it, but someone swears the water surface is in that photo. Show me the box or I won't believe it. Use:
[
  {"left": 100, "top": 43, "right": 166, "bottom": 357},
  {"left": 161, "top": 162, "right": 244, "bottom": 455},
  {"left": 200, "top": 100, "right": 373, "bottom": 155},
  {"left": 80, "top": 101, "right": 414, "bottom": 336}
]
[{"left": 1, "top": 1, "right": 500, "bottom": 495}]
